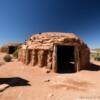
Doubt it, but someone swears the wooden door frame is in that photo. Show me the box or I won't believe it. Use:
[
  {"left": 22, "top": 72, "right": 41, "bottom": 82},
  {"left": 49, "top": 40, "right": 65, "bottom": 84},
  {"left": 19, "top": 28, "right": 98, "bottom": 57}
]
[{"left": 53, "top": 44, "right": 80, "bottom": 72}]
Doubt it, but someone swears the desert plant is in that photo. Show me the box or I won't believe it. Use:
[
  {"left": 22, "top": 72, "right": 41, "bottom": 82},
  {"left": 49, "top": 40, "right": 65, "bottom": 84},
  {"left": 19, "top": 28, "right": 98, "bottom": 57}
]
[
  {"left": 13, "top": 49, "right": 18, "bottom": 58},
  {"left": 3, "top": 54, "right": 12, "bottom": 62},
  {"left": 94, "top": 53, "right": 100, "bottom": 61}
]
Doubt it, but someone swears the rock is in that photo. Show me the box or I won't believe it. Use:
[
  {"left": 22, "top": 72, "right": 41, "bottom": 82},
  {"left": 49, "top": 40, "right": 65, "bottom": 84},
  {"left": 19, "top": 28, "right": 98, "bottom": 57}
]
[
  {"left": 46, "top": 69, "right": 51, "bottom": 73},
  {"left": 44, "top": 79, "right": 50, "bottom": 82},
  {"left": 48, "top": 93, "right": 54, "bottom": 98},
  {"left": 0, "top": 84, "right": 9, "bottom": 92}
]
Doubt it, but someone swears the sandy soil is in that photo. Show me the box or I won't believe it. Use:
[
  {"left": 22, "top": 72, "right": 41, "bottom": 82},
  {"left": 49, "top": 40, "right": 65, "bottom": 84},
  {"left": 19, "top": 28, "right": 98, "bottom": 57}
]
[{"left": 0, "top": 53, "right": 100, "bottom": 100}]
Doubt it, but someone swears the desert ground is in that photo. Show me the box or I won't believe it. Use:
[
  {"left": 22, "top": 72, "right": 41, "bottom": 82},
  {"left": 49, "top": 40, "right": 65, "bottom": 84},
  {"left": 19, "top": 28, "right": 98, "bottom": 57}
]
[{"left": 0, "top": 53, "right": 100, "bottom": 100}]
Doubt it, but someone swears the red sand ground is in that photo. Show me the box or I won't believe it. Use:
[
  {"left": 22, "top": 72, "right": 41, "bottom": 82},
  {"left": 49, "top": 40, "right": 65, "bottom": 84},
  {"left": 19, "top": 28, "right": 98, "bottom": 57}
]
[{"left": 0, "top": 53, "right": 100, "bottom": 100}]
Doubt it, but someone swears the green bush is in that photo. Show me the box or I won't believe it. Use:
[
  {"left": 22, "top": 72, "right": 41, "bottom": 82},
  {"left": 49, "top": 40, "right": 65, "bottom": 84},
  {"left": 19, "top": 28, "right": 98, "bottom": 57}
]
[
  {"left": 13, "top": 49, "right": 18, "bottom": 58},
  {"left": 3, "top": 54, "right": 12, "bottom": 62},
  {"left": 94, "top": 53, "right": 100, "bottom": 61}
]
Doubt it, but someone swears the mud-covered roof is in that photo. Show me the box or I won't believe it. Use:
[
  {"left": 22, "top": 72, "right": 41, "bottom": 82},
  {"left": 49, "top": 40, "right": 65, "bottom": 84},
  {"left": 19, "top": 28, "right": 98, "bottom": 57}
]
[{"left": 21, "top": 32, "right": 87, "bottom": 50}]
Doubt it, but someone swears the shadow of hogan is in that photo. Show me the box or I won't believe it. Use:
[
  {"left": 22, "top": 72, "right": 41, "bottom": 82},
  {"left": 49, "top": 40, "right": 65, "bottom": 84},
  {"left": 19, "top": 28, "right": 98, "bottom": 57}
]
[
  {"left": 84, "top": 63, "right": 100, "bottom": 71},
  {"left": 0, "top": 77, "right": 31, "bottom": 92}
]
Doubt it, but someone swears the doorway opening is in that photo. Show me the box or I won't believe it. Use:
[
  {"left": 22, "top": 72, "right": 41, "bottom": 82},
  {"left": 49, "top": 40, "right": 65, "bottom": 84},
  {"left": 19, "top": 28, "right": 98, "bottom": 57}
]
[
  {"left": 57, "top": 45, "right": 76, "bottom": 73},
  {"left": 8, "top": 46, "right": 17, "bottom": 54}
]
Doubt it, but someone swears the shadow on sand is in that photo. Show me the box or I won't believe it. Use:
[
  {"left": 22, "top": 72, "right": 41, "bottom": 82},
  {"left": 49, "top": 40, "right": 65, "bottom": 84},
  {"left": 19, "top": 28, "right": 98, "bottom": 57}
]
[
  {"left": 58, "top": 62, "right": 100, "bottom": 74},
  {"left": 0, "top": 77, "right": 30, "bottom": 92},
  {"left": 84, "top": 63, "right": 100, "bottom": 71}
]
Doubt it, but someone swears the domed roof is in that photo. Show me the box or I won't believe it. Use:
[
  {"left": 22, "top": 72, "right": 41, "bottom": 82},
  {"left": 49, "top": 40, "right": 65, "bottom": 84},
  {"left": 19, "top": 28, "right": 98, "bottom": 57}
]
[{"left": 22, "top": 32, "right": 86, "bottom": 50}]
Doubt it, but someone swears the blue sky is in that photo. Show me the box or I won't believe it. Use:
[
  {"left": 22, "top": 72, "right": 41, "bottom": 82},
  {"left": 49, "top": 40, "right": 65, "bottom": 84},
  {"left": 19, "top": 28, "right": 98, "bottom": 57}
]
[{"left": 0, "top": 0, "right": 100, "bottom": 48}]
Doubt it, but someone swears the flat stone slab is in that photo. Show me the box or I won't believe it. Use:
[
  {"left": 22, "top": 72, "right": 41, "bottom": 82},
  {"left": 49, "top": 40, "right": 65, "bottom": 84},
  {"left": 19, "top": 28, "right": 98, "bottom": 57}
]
[{"left": 0, "top": 84, "right": 9, "bottom": 92}]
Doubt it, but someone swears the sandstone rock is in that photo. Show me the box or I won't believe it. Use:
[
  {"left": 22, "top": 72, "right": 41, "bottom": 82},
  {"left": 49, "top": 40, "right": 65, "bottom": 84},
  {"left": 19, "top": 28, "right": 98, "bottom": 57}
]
[
  {"left": 47, "top": 93, "right": 54, "bottom": 98},
  {"left": 46, "top": 69, "right": 51, "bottom": 73},
  {"left": 44, "top": 79, "right": 50, "bottom": 82}
]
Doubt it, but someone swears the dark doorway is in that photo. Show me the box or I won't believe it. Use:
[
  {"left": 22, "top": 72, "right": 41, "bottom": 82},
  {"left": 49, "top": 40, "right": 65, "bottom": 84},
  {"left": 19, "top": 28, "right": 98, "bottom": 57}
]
[
  {"left": 8, "top": 46, "right": 17, "bottom": 54},
  {"left": 57, "top": 45, "right": 75, "bottom": 73}
]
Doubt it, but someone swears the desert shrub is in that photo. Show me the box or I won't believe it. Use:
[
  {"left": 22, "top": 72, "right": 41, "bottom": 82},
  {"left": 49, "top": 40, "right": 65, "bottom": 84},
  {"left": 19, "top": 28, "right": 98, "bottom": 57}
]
[
  {"left": 94, "top": 53, "right": 100, "bottom": 61},
  {"left": 3, "top": 54, "right": 12, "bottom": 62},
  {"left": 90, "top": 53, "right": 95, "bottom": 59},
  {"left": 90, "top": 53, "right": 95, "bottom": 58},
  {"left": 13, "top": 49, "right": 18, "bottom": 58}
]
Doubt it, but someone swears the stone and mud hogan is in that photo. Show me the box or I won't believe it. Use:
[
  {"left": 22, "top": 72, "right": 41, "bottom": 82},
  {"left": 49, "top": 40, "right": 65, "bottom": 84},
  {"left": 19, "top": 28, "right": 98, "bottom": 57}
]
[
  {"left": 1, "top": 32, "right": 100, "bottom": 100},
  {"left": 18, "top": 32, "right": 90, "bottom": 73}
]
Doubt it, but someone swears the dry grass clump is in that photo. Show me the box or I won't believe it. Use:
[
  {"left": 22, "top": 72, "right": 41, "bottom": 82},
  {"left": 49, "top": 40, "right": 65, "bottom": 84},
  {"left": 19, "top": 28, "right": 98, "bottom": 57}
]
[{"left": 3, "top": 54, "right": 12, "bottom": 62}]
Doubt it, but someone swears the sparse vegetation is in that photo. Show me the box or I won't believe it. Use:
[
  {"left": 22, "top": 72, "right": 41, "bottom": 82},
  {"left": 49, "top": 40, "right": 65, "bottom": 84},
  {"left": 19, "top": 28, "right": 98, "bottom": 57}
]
[
  {"left": 3, "top": 54, "right": 12, "bottom": 62},
  {"left": 94, "top": 53, "right": 100, "bottom": 61},
  {"left": 13, "top": 49, "right": 18, "bottom": 58},
  {"left": 90, "top": 48, "right": 100, "bottom": 61}
]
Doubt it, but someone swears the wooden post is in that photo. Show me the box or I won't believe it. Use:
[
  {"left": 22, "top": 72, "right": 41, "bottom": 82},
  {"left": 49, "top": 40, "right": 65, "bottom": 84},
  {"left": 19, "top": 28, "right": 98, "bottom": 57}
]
[
  {"left": 38, "top": 50, "right": 44, "bottom": 67},
  {"left": 25, "top": 49, "right": 29, "bottom": 64},
  {"left": 75, "top": 46, "right": 80, "bottom": 72},
  {"left": 18, "top": 49, "right": 21, "bottom": 61},
  {"left": 31, "top": 49, "right": 36, "bottom": 66},
  {"left": 47, "top": 51, "right": 52, "bottom": 69},
  {"left": 52, "top": 45, "right": 57, "bottom": 72}
]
